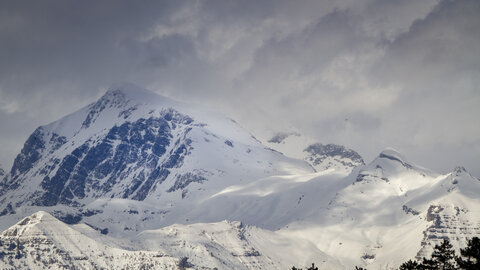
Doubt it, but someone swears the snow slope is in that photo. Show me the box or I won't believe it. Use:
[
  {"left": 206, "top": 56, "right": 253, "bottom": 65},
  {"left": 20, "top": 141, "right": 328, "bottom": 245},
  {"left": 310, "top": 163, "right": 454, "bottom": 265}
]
[
  {"left": 0, "top": 83, "right": 313, "bottom": 235},
  {"left": 0, "top": 211, "right": 342, "bottom": 269},
  {"left": 265, "top": 132, "right": 364, "bottom": 174},
  {"left": 277, "top": 149, "right": 480, "bottom": 269},
  {"left": 170, "top": 148, "right": 480, "bottom": 269},
  {"left": 1, "top": 152, "right": 478, "bottom": 269},
  {"left": 0, "top": 84, "right": 479, "bottom": 269}
]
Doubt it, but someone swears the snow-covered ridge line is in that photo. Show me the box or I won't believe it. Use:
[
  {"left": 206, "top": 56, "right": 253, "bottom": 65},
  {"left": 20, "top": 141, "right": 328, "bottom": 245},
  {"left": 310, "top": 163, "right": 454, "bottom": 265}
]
[
  {"left": 0, "top": 211, "right": 342, "bottom": 269},
  {"left": 0, "top": 83, "right": 479, "bottom": 269},
  {"left": 0, "top": 82, "right": 313, "bottom": 234}
]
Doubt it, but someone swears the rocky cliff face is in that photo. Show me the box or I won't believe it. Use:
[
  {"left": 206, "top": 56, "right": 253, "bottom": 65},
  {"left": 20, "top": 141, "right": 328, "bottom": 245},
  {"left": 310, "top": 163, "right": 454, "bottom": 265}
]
[
  {"left": 304, "top": 143, "right": 364, "bottom": 173},
  {"left": 265, "top": 132, "right": 365, "bottom": 174},
  {"left": 0, "top": 83, "right": 313, "bottom": 234}
]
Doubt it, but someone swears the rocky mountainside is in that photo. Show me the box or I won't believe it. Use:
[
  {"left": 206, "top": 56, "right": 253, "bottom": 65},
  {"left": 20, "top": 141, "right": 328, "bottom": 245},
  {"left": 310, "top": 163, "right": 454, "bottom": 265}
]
[
  {"left": 303, "top": 143, "right": 364, "bottom": 173},
  {"left": 0, "top": 83, "right": 312, "bottom": 235},
  {"left": 0, "top": 211, "right": 342, "bottom": 269},
  {"left": 0, "top": 84, "right": 478, "bottom": 269},
  {"left": 265, "top": 132, "right": 364, "bottom": 174}
]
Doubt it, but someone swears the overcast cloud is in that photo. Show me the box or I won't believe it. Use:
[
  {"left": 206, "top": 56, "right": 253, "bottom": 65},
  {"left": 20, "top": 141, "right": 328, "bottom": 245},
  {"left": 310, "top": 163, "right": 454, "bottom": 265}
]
[{"left": 1, "top": 0, "right": 479, "bottom": 176}]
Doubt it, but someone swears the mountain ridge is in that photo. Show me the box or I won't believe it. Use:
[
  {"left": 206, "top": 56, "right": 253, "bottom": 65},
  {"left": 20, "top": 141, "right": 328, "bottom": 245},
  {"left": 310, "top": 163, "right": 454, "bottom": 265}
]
[
  {"left": 0, "top": 83, "right": 313, "bottom": 234},
  {"left": 0, "top": 83, "right": 478, "bottom": 269}
]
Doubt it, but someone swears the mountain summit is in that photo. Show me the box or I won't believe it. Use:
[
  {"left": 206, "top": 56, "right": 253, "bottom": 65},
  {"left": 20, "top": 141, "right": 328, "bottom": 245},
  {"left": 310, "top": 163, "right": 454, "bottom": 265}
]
[
  {"left": 0, "top": 83, "right": 313, "bottom": 233},
  {"left": 304, "top": 143, "right": 364, "bottom": 173}
]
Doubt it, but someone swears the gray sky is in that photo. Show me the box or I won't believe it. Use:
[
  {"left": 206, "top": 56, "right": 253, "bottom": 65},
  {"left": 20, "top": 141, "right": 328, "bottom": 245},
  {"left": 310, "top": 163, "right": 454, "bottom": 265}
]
[{"left": 1, "top": 0, "right": 479, "bottom": 177}]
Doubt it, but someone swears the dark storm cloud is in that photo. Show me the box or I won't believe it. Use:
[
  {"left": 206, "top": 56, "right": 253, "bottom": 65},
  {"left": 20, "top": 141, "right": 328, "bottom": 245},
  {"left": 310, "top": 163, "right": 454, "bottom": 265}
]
[
  {"left": 370, "top": 0, "right": 480, "bottom": 172},
  {"left": 0, "top": 0, "right": 183, "bottom": 92},
  {"left": 376, "top": 0, "right": 480, "bottom": 88},
  {"left": 0, "top": 0, "right": 479, "bottom": 176}
]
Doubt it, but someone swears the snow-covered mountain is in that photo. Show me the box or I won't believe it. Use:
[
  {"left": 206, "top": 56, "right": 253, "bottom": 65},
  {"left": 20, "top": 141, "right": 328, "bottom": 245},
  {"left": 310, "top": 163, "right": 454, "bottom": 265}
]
[
  {"left": 0, "top": 84, "right": 479, "bottom": 269},
  {"left": 277, "top": 149, "right": 480, "bottom": 268},
  {"left": 0, "top": 83, "right": 312, "bottom": 234},
  {"left": 304, "top": 143, "right": 364, "bottom": 173},
  {"left": 266, "top": 132, "right": 364, "bottom": 173},
  {"left": 0, "top": 211, "right": 342, "bottom": 269}
]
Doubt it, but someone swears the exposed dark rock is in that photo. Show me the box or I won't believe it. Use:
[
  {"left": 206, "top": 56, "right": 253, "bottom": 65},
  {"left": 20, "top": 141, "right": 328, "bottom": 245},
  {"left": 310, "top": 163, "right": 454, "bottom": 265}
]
[
  {"left": 267, "top": 132, "right": 300, "bottom": 144},
  {"left": 54, "top": 212, "right": 83, "bottom": 225},
  {"left": 168, "top": 172, "right": 207, "bottom": 193},
  {"left": 6, "top": 108, "right": 199, "bottom": 207},
  {"left": 379, "top": 152, "right": 413, "bottom": 169},
  {"left": 403, "top": 205, "right": 420, "bottom": 216},
  {"left": 305, "top": 143, "right": 364, "bottom": 164},
  {"left": 82, "top": 89, "right": 127, "bottom": 129},
  {"left": 0, "top": 203, "right": 15, "bottom": 216},
  {"left": 304, "top": 143, "right": 364, "bottom": 170},
  {"left": 11, "top": 128, "right": 46, "bottom": 177}
]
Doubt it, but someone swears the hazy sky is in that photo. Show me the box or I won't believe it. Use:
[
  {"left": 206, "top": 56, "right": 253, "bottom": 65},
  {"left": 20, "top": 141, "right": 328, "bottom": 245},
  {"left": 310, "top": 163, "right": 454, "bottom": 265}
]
[{"left": 1, "top": 0, "right": 479, "bottom": 176}]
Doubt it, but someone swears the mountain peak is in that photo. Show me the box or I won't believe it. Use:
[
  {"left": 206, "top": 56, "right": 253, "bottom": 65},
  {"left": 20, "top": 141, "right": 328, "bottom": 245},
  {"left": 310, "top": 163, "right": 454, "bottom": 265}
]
[
  {"left": 107, "top": 82, "right": 153, "bottom": 96},
  {"left": 357, "top": 148, "right": 437, "bottom": 182},
  {"left": 103, "top": 82, "right": 167, "bottom": 104},
  {"left": 17, "top": 210, "right": 52, "bottom": 225},
  {"left": 377, "top": 148, "right": 410, "bottom": 167},
  {"left": 451, "top": 166, "right": 476, "bottom": 180},
  {"left": 453, "top": 166, "right": 467, "bottom": 174},
  {"left": 303, "top": 143, "right": 364, "bottom": 173},
  {"left": 76, "top": 84, "right": 178, "bottom": 131},
  {"left": 2, "top": 211, "right": 54, "bottom": 238},
  {"left": 304, "top": 143, "right": 363, "bottom": 162}
]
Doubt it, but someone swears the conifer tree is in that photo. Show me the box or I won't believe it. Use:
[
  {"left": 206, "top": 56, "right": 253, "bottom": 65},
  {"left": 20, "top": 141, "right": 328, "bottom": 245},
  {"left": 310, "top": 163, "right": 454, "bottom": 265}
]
[
  {"left": 291, "top": 262, "right": 319, "bottom": 270},
  {"left": 457, "top": 237, "right": 480, "bottom": 270},
  {"left": 421, "top": 239, "right": 456, "bottom": 270},
  {"left": 399, "top": 259, "right": 420, "bottom": 270}
]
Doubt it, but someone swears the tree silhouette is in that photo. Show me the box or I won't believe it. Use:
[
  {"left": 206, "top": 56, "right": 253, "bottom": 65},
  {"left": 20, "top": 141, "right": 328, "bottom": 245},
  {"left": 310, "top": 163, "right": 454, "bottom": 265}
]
[
  {"left": 421, "top": 239, "right": 456, "bottom": 270},
  {"left": 457, "top": 237, "right": 480, "bottom": 270},
  {"left": 399, "top": 259, "right": 420, "bottom": 270},
  {"left": 291, "top": 263, "right": 318, "bottom": 270}
]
